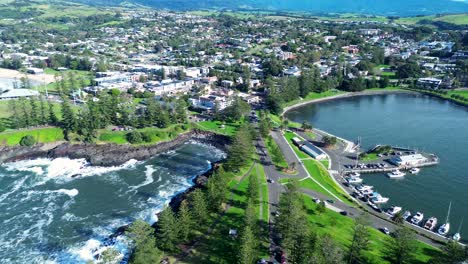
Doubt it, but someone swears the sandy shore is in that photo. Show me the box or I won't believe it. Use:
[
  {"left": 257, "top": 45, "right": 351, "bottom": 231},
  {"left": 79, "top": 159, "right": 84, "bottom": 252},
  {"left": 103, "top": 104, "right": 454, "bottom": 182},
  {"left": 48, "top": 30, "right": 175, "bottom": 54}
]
[
  {"left": 0, "top": 68, "right": 55, "bottom": 84},
  {"left": 282, "top": 89, "right": 417, "bottom": 115}
]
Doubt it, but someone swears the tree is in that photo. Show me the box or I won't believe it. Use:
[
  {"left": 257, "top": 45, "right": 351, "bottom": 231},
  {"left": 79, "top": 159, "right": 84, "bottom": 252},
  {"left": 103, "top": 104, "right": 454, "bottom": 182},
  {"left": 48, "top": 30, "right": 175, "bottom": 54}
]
[
  {"left": 323, "top": 135, "right": 338, "bottom": 147},
  {"left": 189, "top": 189, "right": 208, "bottom": 225},
  {"left": 207, "top": 172, "right": 228, "bottom": 212},
  {"left": 60, "top": 99, "right": 77, "bottom": 140},
  {"left": 0, "top": 120, "right": 5, "bottom": 133},
  {"left": 396, "top": 62, "right": 422, "bottom": 79},
  {"left": 177, "top": 200, "right": 193, "bottom": 242},
  {"left": 20, "top": 135, "right": 36, "bottom": 146},
  {"left": 393, "top": 211, "right": 405, "bottom": 225},
  {"left": 126, "top": 131, "right": 143, "bottom": 144},
  {"left": 386, "top": 227, "right": 416, "bottom": 264},
  {"left": 318, "top": 234, "right": 345, "bottom": 264},
  {"left": 301, "top": 120, "right": 313, "bottom": 131},
  {"left": 156, "top": 207, "right": 179, "bottom": 252},
  {"left": 244, "top": 198, "right": 256, "bottom": 229},
  {"left": 347, "top": 215, "right": 370, "bottom": 264},
  {"left": 100, "top": 248, "right": 122, "bottom": 264},
  {"left": 225, "top": 124, "right": 252, "bottom": 171},
  {"left": 47, "top": 101, "right": 59, "bottom": 125},
  {"left": 432, "top": 240, "right": 468, "bottom": 264},
  {"left": 126, "top": 220, "right": 162, "bottom": 264},
  {"left": 238, "top": 225, "right": 256, "bottom": 264}
]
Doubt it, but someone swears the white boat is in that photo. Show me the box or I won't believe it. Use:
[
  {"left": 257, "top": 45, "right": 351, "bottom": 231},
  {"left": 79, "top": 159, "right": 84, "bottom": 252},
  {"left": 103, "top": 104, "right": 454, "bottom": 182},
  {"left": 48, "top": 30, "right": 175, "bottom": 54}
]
[
  {"left": 409, "top": 168, "right": 420, "bottom": 174},
  {"left": 411, "top": 212, "right": 424, "bottom": 225},
  {"left": 438, "top": 202, "right": 452, "bottom": 236},
  {"left": 452, "top": 218, "right": 463, "bottom": 242},
  {"left": 372, "top": 194, "right": 389, "bottom": 204},
  {"left": 402, "top": 211, "right": 411, "bottom": 220},
  {"left": 356, "top": 184, "right": 373, "bottom": 192},
  {"left": 387, "top": 170, "right": 406, "bottom": 178},
  {"left": 348, "top": 171, "right": 361, "bottom": 177},
  {"left": 424, "top": 217, "right": 438, "bottom": 230},
  {"left": 387, "top": 206, "right": 402, "bottom": 216},
  {"left": 347, "top": 176, "right": 363, "bottom": 184}
]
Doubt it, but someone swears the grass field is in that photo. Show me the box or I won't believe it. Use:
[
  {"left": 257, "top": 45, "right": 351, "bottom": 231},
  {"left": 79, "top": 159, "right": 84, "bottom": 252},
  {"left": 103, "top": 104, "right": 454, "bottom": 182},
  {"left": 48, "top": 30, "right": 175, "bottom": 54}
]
[
  {"left": 193, "top": 120, "right": 241, "bottom": 136},
  {"left": 264, "top": 136, "right": 288, "bottom": 170},
  {"left": 283, "top": 89, "right": 345, "bottom": 108},
  {"left": 302, "top": 196, "right": 439, "bottom": 263},
  {"left": 283, "top": 131, "right": 309, "bottom": 159},
  {"left": 396, "top": 14, "right": 468, "bottom": 25},
  {"left": 97, "top": 125, "right": 189, "bottom": 145},
  {"left": 0, "top": 127, "right": 64, "bottom": 145}
]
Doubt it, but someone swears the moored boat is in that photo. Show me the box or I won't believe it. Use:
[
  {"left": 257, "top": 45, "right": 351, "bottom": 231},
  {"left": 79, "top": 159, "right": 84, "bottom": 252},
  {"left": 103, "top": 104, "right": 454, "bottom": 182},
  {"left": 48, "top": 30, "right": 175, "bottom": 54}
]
[
  {"left": 386, "top": 206, "right": 402, "bottom": 217},
  {"left": 424, "top": 217, "right": 438, "bottom": 230},
  {"left": 409, "top": 168, "right": 420, "bottom": 174},
  {"left": 411, "top": 212, "right": 424, "bottom": 225},
  {"left": 452, "top": 218, "right": 463, "bottom": 242},
  {"left": 402, "top": 211, "right": 411, "bottom": 220},
  {"left": 347, "top": 176, "right": 363, "bottom": 184},
  {"left": 387, "top": 169, "right": 406, "bottom": 178},
  {"left": 372, "top": 193, "right": 389, "bottom": 204},
  {"left": 438, "top": 202, "right": 452, "bottom": 236}
]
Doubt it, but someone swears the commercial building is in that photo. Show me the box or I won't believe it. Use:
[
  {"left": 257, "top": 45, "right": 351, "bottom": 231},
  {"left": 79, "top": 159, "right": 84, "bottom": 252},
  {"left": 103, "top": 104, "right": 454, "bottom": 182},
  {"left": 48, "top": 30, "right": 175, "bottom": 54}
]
[
  {"left": 0, "top": 89, "right": 39, "bottom": 100},
  {"left": 390, "top": 154, "right": 428, "bottom": 167}
]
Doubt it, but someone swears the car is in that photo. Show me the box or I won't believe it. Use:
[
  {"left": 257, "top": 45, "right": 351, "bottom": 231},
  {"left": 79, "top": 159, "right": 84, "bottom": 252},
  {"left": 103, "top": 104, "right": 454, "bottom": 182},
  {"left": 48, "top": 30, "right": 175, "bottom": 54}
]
[
  {"left": 340, "top": 211, "right": 348, "bottom": 216},
  {"left": 326, "top": 199, "right": 335, "bottom": 204},
  {"left": 312, "top": 198, "right": 321, "bottom": 204},
  {"left": 381, "top": 227, "right": 390, "bottom": 235},
  {"left": 267, "top": 179, "right": 274, "bottom": 183}
]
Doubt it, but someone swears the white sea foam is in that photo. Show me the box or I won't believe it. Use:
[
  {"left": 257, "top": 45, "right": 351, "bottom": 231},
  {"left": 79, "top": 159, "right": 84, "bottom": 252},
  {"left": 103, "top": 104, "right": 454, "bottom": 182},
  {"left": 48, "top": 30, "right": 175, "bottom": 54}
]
[
  {"left": 0, "top": 176, "right": 29, "bottom": 203},
  {"left": 129, "top": 165, "right": 155, "bottom": 191},
  {"left": 56, "top": 188, "right": 79, "bottom": 197}
]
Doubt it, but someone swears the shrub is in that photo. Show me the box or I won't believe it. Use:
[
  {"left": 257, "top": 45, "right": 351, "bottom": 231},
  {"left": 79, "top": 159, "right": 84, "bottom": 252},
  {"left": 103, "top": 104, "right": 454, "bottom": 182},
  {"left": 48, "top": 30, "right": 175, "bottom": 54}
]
[
  {"left": 126, "top": 131, "right": 143, "bottom": 144},
  {"left": 20, "top": 135, "right": 36, "bottom": 146},
  {"left": 0, "top": 121, "right": 5, "bottom": 133},
  {"left": 141, "top": 131, "right": 153, "bottom": 143}
]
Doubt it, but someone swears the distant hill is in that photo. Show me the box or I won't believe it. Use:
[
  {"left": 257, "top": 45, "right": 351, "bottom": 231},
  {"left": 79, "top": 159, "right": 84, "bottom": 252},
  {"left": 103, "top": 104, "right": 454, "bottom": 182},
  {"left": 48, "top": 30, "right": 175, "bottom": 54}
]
[{"left": 68, "top": 0, "right": 468, "bottom": 16}]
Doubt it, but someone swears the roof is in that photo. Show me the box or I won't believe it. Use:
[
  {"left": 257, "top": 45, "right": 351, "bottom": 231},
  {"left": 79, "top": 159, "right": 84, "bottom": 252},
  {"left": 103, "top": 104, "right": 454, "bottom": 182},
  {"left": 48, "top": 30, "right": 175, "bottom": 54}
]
[
  {"left": 394, "top": 154, "right": 426, "bottom": 162},
  {"left": 300, "top": 142, "right": 325, "bottom": 158},
  {"left": 0, "top": 89, "right": 39, "bottom": 99}
]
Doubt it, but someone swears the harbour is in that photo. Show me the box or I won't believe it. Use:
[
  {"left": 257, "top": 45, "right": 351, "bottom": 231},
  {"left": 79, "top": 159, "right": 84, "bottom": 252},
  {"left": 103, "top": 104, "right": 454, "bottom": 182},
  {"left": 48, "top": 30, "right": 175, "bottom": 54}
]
[{"left": 286, "top": 93, "right": 468, "bottom": 243}]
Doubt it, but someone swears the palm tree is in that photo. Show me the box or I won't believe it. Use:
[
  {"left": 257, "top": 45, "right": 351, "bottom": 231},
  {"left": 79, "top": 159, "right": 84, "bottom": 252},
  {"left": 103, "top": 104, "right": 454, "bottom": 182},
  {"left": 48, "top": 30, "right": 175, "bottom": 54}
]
[{"left": 393, "top": 211, "right": 405, "bottom": 225}]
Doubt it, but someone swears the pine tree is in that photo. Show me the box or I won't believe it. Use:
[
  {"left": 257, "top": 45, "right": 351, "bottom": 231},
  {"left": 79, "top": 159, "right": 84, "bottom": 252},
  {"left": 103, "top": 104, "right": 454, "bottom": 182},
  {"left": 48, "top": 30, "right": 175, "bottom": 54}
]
[
  {"left": 238, "top": 225, "right": 256, "bottom": 264},
  {"left": 156, "top": 207, "right": 179, "bottom": 252},
  {"left": 386, "top": 227, "right": 416, "bottom": 264},
  {"left": 347, "top": 215, "right": 370, "bottom": 264},
  {"left": 19, "top": 98, "right": 31, "bottom": 128},
  {"left": 29, "top": 97, "right": 39, "bottom": 127},
  {"left": 177, "top": 200, "right": 193, "bottom": 242},
  {"left": 244, "top": 198, "right": 256, "bottom": 229},
  {"left": 247, "top": 173, "right": 259, "bottom": 204},
  {"left": 225, "top": 124, "right": 252, "bottom": 171},
  {"left": 47, "top": 101, "right": 59, "bottom": 125},
  {"left": 8, "top": 99, "right": 20, "bottom": 129},
  {"left": 189, "top": 189, "right": 208, "bottom": 226},
  {"left": 60, "top": 98, "right": 77, "bottom": 140},
  {"left": 38, "top": 96, "right": 47, "bottom": 125},
  {"left": 126, "top": 220, "right": 162, "bottom": 264}
]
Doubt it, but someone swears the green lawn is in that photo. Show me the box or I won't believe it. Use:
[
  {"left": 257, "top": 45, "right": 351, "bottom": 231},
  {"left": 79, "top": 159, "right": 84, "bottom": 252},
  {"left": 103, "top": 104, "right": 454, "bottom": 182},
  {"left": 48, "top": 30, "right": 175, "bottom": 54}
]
[
  {"left": 302, "top": 159, "right": 353, "bottom": 205},
  {"left": 360, "top": 153, "right": 379, "bottom": 162},
  {"left": 283, "top": 89, "right": 345, "bottom": 108},
  {"left": 0, "top": 127, "right": 64, "bottom": 145},
  {"left": 194, "top": 120, "right": 241, "bottom": 136},
  {"left": 302, "top": 196, "right": 439, "bottom": 263},
  {"left": 396, "top": 14, "right": 468, "bottom": 25},
  {"left": 280, "top": 177, "right": 329, "bottom": 196},
  {"left": 264, "top": 136, "right": 288, "bottom": 170},
  {"left": 97, "top": 125, "right": 189, "bottom": 145}
]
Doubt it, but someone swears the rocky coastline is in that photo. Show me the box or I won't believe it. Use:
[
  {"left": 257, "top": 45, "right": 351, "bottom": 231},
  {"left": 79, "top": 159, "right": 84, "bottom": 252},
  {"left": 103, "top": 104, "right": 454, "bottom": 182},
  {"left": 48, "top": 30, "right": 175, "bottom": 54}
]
[{"left": 0, "top": 129, "right": 230, "bottom": 166}]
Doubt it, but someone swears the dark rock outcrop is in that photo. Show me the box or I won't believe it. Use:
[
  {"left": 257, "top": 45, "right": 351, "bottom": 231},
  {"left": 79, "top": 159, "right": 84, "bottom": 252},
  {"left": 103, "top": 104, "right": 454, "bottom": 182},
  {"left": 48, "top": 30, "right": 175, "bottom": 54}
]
[{"left": 0, "top": 130, "right": 230, "bottom": 166}]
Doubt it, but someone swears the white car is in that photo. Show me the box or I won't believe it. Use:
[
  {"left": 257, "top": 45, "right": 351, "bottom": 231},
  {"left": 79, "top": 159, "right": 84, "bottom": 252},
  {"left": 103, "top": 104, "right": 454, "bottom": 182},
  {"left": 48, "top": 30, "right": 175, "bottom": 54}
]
[{"left": 381, "top": 227, "right": 390, "bottom": 235}]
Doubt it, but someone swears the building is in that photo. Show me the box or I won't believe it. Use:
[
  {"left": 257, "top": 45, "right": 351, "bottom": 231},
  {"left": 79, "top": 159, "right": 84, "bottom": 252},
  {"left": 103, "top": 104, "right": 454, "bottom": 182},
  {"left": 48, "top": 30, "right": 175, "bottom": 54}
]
[
  {"left": 0, "top": 89, "right": 39, "bottom": 100},
  {"left": 94, "top": 74, "right": 131, "bottom": 86},
  {"left": 359, "top": 29, "right": 380, "bottom": 36},
  {"left": 390, "top": 154, "right": 428, "bottom": 167},
  {"left": 283, "top": 66, "right": 301, "bottom": 76},
  {"left": 417, "top": 78, "right": 442, "bottom": 90},
  {"left": 300, "top": 141, "right": 327, "bottom": 160},
  {"left": 26, "top": 68, "right": 44, "bottom": 74},
  {"left": 190, "top": 95, "right": 231, "bottom": 111},
  {"left": 148, "top": 79, "right": 195, "bottom": 96}
]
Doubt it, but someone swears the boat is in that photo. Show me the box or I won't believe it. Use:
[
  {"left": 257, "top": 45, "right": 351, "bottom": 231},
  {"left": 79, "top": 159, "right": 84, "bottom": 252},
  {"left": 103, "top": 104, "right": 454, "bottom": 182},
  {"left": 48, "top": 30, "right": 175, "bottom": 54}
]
[
  {"left": 387, "top": 206, "right": 402, "bottom": 217},
  {"left": 411, "top": 212, "right": 424, "bottom": 225},
  {"left": 452, "top": 218, "right": 463, "bottom": 242},
  {"left": 387, "top": 170, "right": 406, "bottom": 178},
  {"left": 368, "top": 201, "right": 382, "bottom": 212},
  {"left": 347, "top": 176, "right": 363, "bottom": 184},
  {"left": 356, "top": 184, "right": 373, "bottom": 192},
  {"left": 438, "top": 202, "right": 452, "bottom": 236},
  {"left": 402, "top": 211, "right": 411, "bottom": 220},
  {"left": 372, "top": 193, "right": 389, "bottom": 204},
  {"left": 409, "top": 168, "right": 420, "bottom": 174},
  {"left": 424, "top": 217, "right": 438, "bottom": 230},
  {"left": 348, "top": 171, "right": 361, "bottom": 177}
]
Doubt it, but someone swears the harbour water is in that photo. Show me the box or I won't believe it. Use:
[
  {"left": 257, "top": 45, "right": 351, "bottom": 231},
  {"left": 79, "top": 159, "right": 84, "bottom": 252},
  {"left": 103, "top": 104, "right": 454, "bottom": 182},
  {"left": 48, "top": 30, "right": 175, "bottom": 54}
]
[
  {"left": 0, "top": 141, "right": 225, "bottom": 263},
  {"left": 286, "top": 93, "right": 468, "bottom": 242}
]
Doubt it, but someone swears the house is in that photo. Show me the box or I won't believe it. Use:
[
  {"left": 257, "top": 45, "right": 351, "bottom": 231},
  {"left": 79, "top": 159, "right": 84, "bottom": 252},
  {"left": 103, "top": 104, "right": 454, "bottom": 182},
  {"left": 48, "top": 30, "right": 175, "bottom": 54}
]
[
  {"left": 221, "top": 80, "right": 234, "bottom": 88},
  {"left": 190, "top": 95, "right": 231, "bottom": 111},
  {"left": 359, "top": 29, "right": 380, "bottom": 36},
  {"left": 417, "top": 78, "right": 442, "bottom": 90},
  {"left": 149, "top": 79, "right": 195, "bottom": 96},
  {"left": 390, "top": 154, "right": 427, "bottom": 167},
  {"left": 94, "top": 74, "right": 131, "bottom": 86},
  {"left": 283, "top": 66, "right": 301, "bottom": 76}
]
